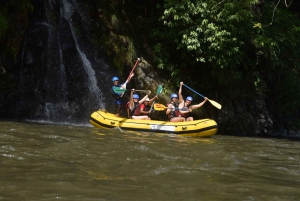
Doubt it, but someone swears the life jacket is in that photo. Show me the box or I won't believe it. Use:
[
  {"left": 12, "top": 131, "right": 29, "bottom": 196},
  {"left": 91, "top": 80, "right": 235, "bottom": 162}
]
[
  {"left": 141, "top": 104, "right": 151, "bottom": 112},
  {"left": 167, "top": 102, "right": 180, "bottom": 119},
  {"left": 112, "top": 85, "right": 127, "bottom": 105},
  {"left": 130, "top": 102, "right": 141, "bottom": 116},
  {"left": 111, "top": 84, "right": 122, "bottom": 99},
  {"left": 180, "top": 101, "right": 190, "bottom": 118}
]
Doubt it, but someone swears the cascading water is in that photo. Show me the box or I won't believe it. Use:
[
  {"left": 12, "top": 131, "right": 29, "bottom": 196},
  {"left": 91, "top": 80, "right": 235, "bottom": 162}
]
[{"left": 16, "top": 0, "right": 117, "bottom": 124}]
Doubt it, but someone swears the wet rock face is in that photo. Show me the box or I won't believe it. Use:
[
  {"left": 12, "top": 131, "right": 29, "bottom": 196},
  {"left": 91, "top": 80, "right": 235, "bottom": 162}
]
[
  {"left": 128, "top": 59, "right": 168, "bottom": 120},
  {"left": 14, "top": 0, "right": 117, "bottom": 123},
  {"left": 218, "top": 93, "right": 275, "bottom": 136}
]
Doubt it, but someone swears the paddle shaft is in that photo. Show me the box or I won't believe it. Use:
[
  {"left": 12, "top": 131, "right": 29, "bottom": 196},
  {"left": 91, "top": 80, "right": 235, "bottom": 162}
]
[
  {"left": 150, "top": 101, "right": 155, "bottom": 113},
  {"left": 154, "top": 103, "right": 188, "bottom": 111},
  {"left": 126, "top": 58, "right": 140, "bottom": 82},
  {"left": 183, "top": 84, "right": 204, "bottom": 98},
  {"left": 155, "top": 107, "right": 188, "bottom": 111},
  {"left": 150, "top": 85, "right": 163, "bottom": 113},
  {"left": 113, "top": 87, "right": 149, "bottom": 93}
]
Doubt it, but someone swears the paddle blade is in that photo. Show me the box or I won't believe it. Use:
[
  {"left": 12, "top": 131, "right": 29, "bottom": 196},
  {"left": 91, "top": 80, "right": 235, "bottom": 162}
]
[
  {"left": 154, "top": 103, "right": 167, "bottom": 111},
  {"left": 156, "top": 85, "right": 163, "bottom": 95},
  {"left": 208, "top": 99, "right": 222, "bottom": 109},
  {"left": 113, "top": 87, "right": 127, "bottom": 93}
]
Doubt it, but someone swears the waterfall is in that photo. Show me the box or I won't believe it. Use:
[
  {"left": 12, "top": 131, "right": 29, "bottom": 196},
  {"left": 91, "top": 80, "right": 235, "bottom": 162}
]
[
  {"left": 16, "top": 0, "right": 116, "bottom": 124},
  {"left": 60, "top": 0, "right": 102, "bottom": 100}
]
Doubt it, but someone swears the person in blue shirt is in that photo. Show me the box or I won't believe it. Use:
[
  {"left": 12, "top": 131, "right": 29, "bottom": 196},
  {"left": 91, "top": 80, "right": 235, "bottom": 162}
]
[{"left": 111, "top": 74, "right": 134, "bottom": 116}]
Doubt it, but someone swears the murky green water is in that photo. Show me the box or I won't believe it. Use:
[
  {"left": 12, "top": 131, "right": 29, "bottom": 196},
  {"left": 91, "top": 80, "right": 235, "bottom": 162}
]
[{"left": 0, "top": 120, "right": 300, "bottom": 200}]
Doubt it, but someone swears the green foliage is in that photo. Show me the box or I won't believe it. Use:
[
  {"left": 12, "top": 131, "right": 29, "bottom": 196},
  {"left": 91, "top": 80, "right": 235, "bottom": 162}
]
[
  {"left": 151, "top": 0, "right": 257, "bottom": 85},
  {"left": 250, "top": 3, "right": 300, "bottom": 120},
  {"left": 146, "top": 0, "right": 300, "bottom": 129},
  {"left": 93, "top": 0, "right": 139, "bottom": 76}
]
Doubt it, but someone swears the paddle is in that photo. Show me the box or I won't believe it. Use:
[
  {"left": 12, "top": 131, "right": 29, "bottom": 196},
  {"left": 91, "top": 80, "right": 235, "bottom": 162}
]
[
  {"left": 113, "top": 87, "right": 149, "bottom": 93},
  {"left": 183, "top": 84, "right": 222, "bottom": 109},
  {"left": 153, "top": 103, "right": 187, "bottom": 111},
  {"left": 121, "top": 58, "right": 140, "bottom": 89},
  {"left": 149, "top": 85, "right": 163, "bottom": 113}
]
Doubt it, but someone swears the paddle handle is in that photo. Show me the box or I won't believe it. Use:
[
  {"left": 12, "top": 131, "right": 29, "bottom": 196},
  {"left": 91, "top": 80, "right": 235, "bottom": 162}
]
[
  {"left": 135, "top": 90, "right": 149, "bottom": 92},
  {"left": 113, "top": 87, "right": 149, "bottom": 93},
  {"left": 183, "top": 84, "right": 205, "bottom": 99},
  {"left": 126, "top": 58, "right": 140, "bottom": 82},
  {"left": 149, "top": 101, "right": 155, "bottom": 113}
]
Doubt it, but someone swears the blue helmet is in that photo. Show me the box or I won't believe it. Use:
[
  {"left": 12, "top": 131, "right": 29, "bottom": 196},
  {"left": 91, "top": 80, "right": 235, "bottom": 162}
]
[
  {"left": 186, "top": 96, "right": 193, "bottom": 101},
  {"left": 133, "top": 94, "right": 139, "bottom": 99},
  {"left": 170, "top": 93, "right": 178, "bottom": 99},
  {"left": 112, "top": 76, "right": 119, "bottom": 82}
]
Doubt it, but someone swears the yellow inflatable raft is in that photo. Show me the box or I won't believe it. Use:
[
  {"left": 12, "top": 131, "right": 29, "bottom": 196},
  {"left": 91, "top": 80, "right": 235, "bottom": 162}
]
[{"left": 90, "top": 110, "right": 218, "bottom": 137}]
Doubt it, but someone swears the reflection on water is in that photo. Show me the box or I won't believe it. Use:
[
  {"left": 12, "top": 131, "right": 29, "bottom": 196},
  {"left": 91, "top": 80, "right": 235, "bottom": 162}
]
[{"left": 1, "top": 120, "right": 300, "bottom": 200}]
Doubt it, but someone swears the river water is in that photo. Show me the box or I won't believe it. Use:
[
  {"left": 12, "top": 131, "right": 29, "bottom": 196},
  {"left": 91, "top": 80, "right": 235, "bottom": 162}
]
[{"left": 1, "top": 120, "right": 300, "bottom": 201}]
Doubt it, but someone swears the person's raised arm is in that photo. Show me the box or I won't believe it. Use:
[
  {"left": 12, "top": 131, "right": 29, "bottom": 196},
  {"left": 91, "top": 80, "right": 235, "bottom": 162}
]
[
  {"left": 190, "top": 97, "right": 208, "bottom": 109},
  {"left": 139, "top": 90, "right": 151, "bottom": 104},
  {"left": 126, "top": 73, "right": 134, "bottom": 84},
  {"left": 178, "top": 82, "right": 183, "bottom": 103},
  {"left": 149, "top": 95, "right": 158, "bottom": 104},
  {"left": 178, "top": 81, "right": 185, "bottom": 109},
  {"left": 129, "top": 89, "right": 135, "bottom": 109},
  {"left": 121, "top": 73, "right": 135, "bottom": 89}
]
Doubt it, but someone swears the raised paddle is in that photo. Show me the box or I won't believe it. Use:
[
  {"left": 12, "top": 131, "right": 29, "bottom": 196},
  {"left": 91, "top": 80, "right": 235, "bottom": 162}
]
[
  {"left": 127, "top": 58, "right": 140, "bottom": 82},
  {"left": 149, "top": 85, "right": 163, "bottom": 113},
  {"left": 113, "top": 87, "right": 149, "bottom": 93},
  {"left": 183, "top": 84, "right": 222, "bottom": 109},
  {"left": 121, "top": 58, "right": 140, "bottom": 89}
]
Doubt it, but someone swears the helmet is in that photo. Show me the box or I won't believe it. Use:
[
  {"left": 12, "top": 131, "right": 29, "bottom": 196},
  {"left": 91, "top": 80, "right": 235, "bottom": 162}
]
[
  {"left": 186, "top": 96, "right": 193, "bottom": 101},
  {"left": 145, "top": 98, "right": 150, "bottom": 101},
  {"left": 112, "top": 77, "right": 119, "bottom": 82},
  {"left": 170, "top": 93, "right": 178, "bottom": 99},
  {"left": 133, "top": 94, "right": 139, "bottom": 99}
]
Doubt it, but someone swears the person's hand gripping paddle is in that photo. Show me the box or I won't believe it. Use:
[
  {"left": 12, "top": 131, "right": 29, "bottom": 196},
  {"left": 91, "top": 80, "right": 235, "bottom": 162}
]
[
  {"left": 183, "top": 84, "right": 222, "bottom": 109},
  {"left": 149, "top": 85, "right": 163, "bottom": 113},
  {"left": 120, "top": 58, "right": 140, "bottom": 90}
]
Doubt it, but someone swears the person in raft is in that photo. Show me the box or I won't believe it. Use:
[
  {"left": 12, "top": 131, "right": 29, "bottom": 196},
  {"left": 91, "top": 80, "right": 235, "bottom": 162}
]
[
  {"left": 128, "top": 89, "right": 152, "bottom": 120},
  {"left": 126, "top": 95, "right": 157, "bottom": 118},
  {"left": 178, "top": 81, "right": 208, "bottom": 121},
  {"left": 166, "top": 83, "right": 191, "bottom": 122},
  {"left": 111, "top": 74, "right": 134, "bottom": 117},
  {"left": 140, "top": 95, "right": 158, "bottom": 116}
]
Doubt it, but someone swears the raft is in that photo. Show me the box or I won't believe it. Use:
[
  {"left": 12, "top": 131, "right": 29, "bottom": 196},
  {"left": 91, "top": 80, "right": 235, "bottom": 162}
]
[{"left": 90, "top": 110, "right": 218, "bottom": 137}]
